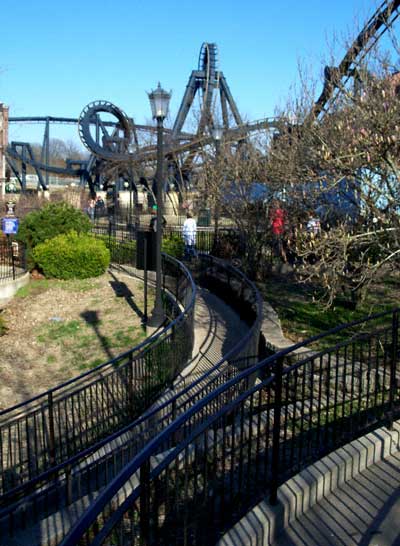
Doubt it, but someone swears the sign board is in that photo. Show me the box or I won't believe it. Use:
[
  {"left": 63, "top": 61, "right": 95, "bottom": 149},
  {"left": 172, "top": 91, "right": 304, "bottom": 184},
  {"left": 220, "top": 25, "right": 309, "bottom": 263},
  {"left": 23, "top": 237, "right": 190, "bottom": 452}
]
[{"left": 1, "top": 217, "right": 19, "bottom": 235}]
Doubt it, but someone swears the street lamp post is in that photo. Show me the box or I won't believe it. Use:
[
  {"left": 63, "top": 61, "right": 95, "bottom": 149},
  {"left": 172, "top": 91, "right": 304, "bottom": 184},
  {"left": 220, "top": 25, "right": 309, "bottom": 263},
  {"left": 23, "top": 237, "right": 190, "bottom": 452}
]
[
  {"left": 147, "top": 83, "right": 171, "bottom": 328},
  {"left": 212, "top": 125, "right": 223, "bottom": 243}
]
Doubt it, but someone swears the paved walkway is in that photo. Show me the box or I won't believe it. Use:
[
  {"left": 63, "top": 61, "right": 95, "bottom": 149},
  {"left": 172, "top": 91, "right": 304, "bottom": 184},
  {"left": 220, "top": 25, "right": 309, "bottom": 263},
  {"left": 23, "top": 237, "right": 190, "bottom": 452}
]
[
  {"left": 273, "top": 451, "right": 400, "bottom": 546},
  {"left": 176, "top": 286, "right": 250, "bottom": 385}
]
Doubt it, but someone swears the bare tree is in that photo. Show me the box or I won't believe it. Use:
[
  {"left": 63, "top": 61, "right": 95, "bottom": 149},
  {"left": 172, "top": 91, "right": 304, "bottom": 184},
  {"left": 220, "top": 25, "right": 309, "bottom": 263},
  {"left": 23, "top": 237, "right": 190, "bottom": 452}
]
[
  {"left": 266, "top": 44, "right": 400, "bottom": 306},
  {"left": 196, "top": 132, "right": 278, "bottom": 276}
]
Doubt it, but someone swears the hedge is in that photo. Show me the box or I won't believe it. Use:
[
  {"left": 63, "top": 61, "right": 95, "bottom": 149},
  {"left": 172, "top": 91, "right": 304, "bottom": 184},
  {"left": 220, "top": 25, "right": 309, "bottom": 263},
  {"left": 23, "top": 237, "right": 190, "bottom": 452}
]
[{"left": 33, "top": 231, "right": 110, "bottom": 279}]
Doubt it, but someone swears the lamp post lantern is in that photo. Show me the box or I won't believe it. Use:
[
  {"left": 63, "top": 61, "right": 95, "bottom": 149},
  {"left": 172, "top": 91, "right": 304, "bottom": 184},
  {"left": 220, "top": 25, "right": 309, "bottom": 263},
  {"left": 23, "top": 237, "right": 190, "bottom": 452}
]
[{"left": 147, "top": 83, "right": 171, "bottom": 327}]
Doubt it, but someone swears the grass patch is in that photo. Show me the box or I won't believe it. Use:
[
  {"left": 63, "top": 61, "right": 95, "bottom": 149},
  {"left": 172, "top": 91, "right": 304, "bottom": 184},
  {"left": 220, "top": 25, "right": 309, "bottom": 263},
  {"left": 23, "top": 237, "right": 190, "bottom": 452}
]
[
  {"left": 15, "top": 278, "right": 102, "bottom": 299},
  {"left": 36, "top": 317, "right": 146, "bottom": 370},
  {"left": 115, "top": 329, "right": 147, "bottom": 348},
  {"left": 260, "top": 272, "right": 399, "bottom": 347},
  {"left": 37, "top": 320, "right": 81, "bottom": 343},
  {"left": 59, "top": 279, "right": 102, "bottom": 292},
  {"left": 76, "top": 334, "right": 97, "bottom": 349},
  {"left": 0, "top": 269, "right": 149, "bottom": 409},
  {"left": 16, "top": 279, "right": 51, "bottom": 298},
  {"left": 87, "top": 358, "right": 105, "bottom": 369},
  {"left": 113, "top": 330, "right": 136, "bottom": 347}
]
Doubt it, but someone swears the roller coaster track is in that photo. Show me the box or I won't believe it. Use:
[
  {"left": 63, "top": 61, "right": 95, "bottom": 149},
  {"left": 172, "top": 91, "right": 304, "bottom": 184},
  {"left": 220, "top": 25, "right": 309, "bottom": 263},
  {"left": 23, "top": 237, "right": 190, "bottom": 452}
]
[
  {"left": 8, "top": 116, "right": 181, "bottom": 133},
  {"left": 312, "top": 0, "right": 400, "bottom": 118},
  {"left": 6, "top": 115, "right": 277, "bottom": 177},
  {"left": 5, "top": 42, "right": 245, "bottom": 187},
  {"left": 5, "top": 2, "right": 400, "bottom": 189}
]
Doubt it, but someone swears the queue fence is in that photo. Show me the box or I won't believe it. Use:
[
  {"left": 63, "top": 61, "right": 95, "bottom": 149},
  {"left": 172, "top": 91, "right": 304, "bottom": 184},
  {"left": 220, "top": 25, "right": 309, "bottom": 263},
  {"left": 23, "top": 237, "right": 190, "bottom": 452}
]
[
  {"left": 0, "top": 253, "right": 263, "bottom": 543},
  {"left": 0, "top": 246, "right": 195, "bottom": 500},
  {"left": 61, "top": 309, "right": 400, "bottom": 546}
]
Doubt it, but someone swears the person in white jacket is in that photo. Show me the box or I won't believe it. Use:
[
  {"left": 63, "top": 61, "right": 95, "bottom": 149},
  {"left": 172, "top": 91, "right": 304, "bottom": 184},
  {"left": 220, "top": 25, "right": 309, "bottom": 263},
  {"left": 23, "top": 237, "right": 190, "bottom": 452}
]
[{"left": 182, "top": 212, "right": 197, "bottom": 259}]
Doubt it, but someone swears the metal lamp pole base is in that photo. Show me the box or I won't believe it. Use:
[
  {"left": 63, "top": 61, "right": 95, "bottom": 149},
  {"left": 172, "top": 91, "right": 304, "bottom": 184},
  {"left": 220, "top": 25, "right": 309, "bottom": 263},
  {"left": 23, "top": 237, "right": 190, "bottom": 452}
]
[{"left": 147, "top": 307, "right": 165, "bottom": 328}]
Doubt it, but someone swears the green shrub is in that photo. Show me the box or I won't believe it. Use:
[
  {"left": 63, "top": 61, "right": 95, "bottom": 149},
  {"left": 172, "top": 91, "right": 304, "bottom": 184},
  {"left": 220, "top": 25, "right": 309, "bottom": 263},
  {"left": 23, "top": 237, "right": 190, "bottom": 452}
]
[
  {"left": 162, "top": 234, "right": 184, "bottom": 259},
  {"left": 33, "top": 231, "right": 110, "bottom": 279},
  {"left": 18, "top": 202, "right": 91, "bottom": 268}
]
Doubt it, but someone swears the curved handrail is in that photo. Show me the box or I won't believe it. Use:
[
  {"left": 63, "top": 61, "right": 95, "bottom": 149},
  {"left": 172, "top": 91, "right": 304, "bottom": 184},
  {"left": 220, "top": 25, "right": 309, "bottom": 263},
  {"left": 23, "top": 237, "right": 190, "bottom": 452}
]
[
  {"left": 0, "top": 253, "right": 194, "bottom": 419},
  {"left": 0, "top": 251, "right": 196, "bottom": 497},
  {"left": 0, "top": 253, "right": 262, "bottom": 533},
  {"left": 61, "top": 307, "right": 400, "bottom": 545},
  {"left": 0, "top": 256, "right": 188, "bottom": 418}
]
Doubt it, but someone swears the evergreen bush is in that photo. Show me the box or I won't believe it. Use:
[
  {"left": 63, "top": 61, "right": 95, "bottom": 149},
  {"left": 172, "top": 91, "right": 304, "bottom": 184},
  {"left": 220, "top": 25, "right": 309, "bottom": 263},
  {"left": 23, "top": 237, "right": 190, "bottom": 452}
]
[
  {"left": 18, "top": 202, "right": 91, "bottom": 268},
  {"left": 33, "top": 231, "right": 110, "bottom": 279}
]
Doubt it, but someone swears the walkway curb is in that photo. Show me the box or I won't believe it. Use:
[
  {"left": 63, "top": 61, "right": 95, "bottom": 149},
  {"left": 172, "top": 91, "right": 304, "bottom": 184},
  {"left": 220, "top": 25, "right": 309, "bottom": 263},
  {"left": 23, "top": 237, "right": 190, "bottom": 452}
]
[
  {"left": 0, "top": 271, "right": 29, "bottom": 306},
  {"left": 218, "top": 419, "right": 400, "bottom": 546}
]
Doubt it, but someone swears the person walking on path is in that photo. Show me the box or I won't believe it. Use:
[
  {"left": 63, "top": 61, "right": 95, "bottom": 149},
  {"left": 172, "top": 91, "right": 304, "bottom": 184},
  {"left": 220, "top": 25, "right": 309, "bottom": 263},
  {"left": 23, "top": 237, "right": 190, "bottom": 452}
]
[{"left": 182, "top": 212, "right": 197, "bottom": 260}]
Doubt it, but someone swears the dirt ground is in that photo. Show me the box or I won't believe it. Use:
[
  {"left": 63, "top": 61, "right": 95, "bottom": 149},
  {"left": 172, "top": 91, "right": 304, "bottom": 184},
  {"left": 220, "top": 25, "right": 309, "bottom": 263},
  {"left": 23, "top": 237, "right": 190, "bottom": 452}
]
[{"left": 0, "top": 271, "right": 152, "bottom": 410}]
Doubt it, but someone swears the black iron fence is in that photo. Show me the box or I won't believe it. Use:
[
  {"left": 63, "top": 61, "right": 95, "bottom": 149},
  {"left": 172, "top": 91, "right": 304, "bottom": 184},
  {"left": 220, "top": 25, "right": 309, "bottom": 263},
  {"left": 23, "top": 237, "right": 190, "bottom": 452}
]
[
  {"left": 91, "top": 214, "right": 277, "bottom": 280},
  {"left": 0, "top": 247, "right": 196, "bottom": 502},
  {"left": 0, "top": 238, "right": 27, "bottom": 282},
  {"left": 61, "top": 309, "right": 400, "bottom": 546},
  {"left": 0, "top": 253, "right": 263, "bottom": 543},
  {"left": 164, "top": 225, "right": 240, "bottom": 257}
]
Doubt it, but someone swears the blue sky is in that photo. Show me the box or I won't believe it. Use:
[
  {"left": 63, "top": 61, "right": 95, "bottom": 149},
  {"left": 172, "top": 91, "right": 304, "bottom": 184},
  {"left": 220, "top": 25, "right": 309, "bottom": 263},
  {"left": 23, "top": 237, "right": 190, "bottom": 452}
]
[{"left": 1, "top": 0, "right": 387, "bottom": 144}]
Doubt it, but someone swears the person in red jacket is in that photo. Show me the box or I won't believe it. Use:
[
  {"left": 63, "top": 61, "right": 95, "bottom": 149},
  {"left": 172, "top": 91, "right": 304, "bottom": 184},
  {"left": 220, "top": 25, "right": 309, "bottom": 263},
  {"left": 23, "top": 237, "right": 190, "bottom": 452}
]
[{"left": 270, "top": 201, "right": 288, "bottom": 263}]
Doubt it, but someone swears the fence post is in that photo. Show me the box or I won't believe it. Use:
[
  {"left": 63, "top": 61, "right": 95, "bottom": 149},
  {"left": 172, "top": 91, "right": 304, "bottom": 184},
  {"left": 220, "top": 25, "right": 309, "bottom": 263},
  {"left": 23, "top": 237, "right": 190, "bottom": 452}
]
[
  {"left": 270, "top": 356, "right": 284, "bottom": 505},
  {"left": 143, "top": 237, "right": 148, "bottom": 323},
  {"left": 7, "top": 235, "right": 16, "bottom": 280},
  {"left": 388, "top": 310, "right": 399, "bottom": 429},
  {"left": 176, "top": 273, "right": 179, "bottom": 302},
  {"left": 140, "top": 459, "right": 151, "bottom": 545},
  {"left": 22, "top": 241, "right": 27, "bottom": 271},
  {"left": 162, "top": 256, "right": 166, "bottom": 299},
  {"left": 65, "top": 464, "right": 73, "bottom": 505},
  {"left": 171, "top": 398, "right": 178, "bottom": 446},
  {"left": 48, "top": 391, "right": 56, "bottom": 467},
  {"left": 128, "top": 354, "right": 135, "bottom": 420}
]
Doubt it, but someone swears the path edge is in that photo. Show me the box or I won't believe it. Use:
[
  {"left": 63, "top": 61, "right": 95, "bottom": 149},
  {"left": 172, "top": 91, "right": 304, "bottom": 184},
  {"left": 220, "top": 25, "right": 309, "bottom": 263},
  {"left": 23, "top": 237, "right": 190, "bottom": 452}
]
[{"left": 218, "top": 419, "right": 400, "bottom": 546}]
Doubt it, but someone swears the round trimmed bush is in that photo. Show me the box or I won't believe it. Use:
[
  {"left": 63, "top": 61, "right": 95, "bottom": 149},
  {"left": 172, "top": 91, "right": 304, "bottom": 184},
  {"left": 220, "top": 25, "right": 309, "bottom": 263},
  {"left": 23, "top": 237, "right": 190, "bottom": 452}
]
[{"left": 33, "top": 231, "right": 110, "bottom": 279}]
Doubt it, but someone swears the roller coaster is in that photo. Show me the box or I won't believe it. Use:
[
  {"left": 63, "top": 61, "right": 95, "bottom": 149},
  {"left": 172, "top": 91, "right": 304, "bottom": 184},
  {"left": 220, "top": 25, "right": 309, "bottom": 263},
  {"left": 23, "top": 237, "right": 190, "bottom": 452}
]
[
  {"left": 5, "top": 42, "right": 248, "bottom": 197},
  {"left": 0, "top": 2, "right": 400, "bottom": 545},
  {"left": 5, "top": 0, "right": 400, "bottom": 199}
]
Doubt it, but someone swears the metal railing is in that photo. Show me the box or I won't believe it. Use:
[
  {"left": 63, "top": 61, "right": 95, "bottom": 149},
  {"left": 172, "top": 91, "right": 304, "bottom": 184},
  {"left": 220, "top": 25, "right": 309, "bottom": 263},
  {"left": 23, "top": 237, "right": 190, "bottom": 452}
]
[
  {"left": 164, "top": 225, "right": 242, "bottom": 256},
  {"left": 0, "top": 254, "right": 262, "bottom": 543},
  {"left": 0, "top": 245, "right": 196, "bottom": 500},
  {"left": 61, "top": 309, "right": 400, "bottom": 546},
  {"left": 0, "top": 238, "right": 27, "bottom": 282}
]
